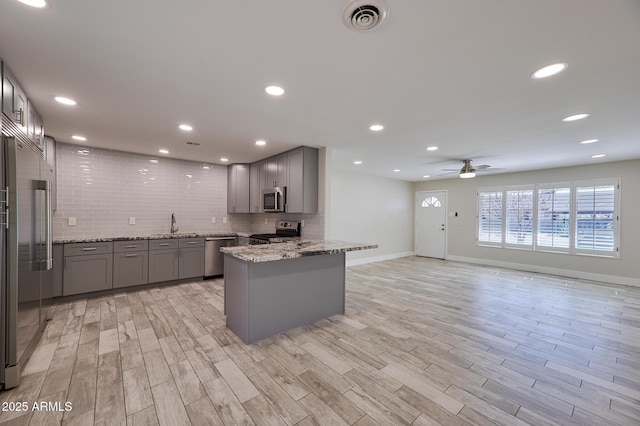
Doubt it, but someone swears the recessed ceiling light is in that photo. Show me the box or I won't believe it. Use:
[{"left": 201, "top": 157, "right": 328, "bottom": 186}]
[
  {"left": 531, "top": 63, "right": 568, "bottom": 79},
  {"left": 255, "top": 140, "right": 267, "bottom": 146},
  {"left": 393, "top": 169, "right": 400, "bottom": 172},
  {"left": 16, "top": 0, "right": 47, "bottom": 8},
  {"left": 55, "top": 96, "right": 76, "bottom": 106},
  {"left": 202, "top": 165, "right": 210, "bottom": 170},
  {"left": 353, "top": 161, "right": 363, "bottom": 165},
  {"left": 149, "top": 159, "right": 159, "bottom": 163},
  {"left": 562, "top": 113, "right": 590, "bottom": 122},
  {"left": 369, "top": 124, "right": 384, "bottom": 132},
  {"left": 580, "top": 139, "right": 599, "bottom": 144},
  {"left": 426, "top": 146, "right": 438, "bottom": 151},
  {"left": 220, "top": 157, "right": 229, "bottom": 162},
  {"left": 591, "top": 154, "right": 606, "bottom": 159},
  {"left": 179, "top": 124, "right": 193, "bottom": 131},
  {"left": 72, "top": 135, "right": 87, "bottom": 141},
  {"left": 158, "top": 149, "right": 169, "bottom": 154},
  {"left": 265, "top": 86, "right": 285, "bottom": 96},
  {"left": 422, "top": 175, "right": 430, "bottom": 178}
]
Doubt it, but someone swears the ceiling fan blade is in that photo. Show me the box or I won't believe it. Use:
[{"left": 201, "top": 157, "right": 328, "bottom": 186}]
[
  {"left": 437, "top": 171, "right": 459, "bottom": 176},
  {"left": 475, "top": 164, "right": 491, "bottom": 170},
  {"left": 441, "top": 168, "right": 461, "bottom": 171}
]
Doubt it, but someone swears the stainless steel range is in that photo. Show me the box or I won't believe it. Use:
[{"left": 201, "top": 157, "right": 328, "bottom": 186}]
[{"left": 249, "top": 220, "right": 301, "bottom": 245}]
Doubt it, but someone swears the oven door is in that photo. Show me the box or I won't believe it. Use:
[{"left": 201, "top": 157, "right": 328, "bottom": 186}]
[{"left": 262, "top": 187, "right": 285, "bottom": 212}]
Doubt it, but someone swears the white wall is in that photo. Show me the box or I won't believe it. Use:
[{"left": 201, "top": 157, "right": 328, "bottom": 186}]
[
  {"left": 414, "top": 159, "right": 640, "bottom": 286},
  {"left": 328, "top": 168, "right": 414, "bottom": 265}
]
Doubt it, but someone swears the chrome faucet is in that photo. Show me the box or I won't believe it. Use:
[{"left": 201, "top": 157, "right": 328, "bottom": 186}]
[{"left": 170, "top": 213, "right": 179, "bottom": 234}]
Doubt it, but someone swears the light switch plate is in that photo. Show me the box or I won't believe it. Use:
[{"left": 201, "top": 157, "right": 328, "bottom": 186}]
[
  {"left": 223, "top": 217, "right": 227, "bottom": 224},
  {"left": 129, "top": 217, "right": 136, "bottom": 225},
  {"left": 68, "top": 217, "right": 76, "bottom": 226},
  {"left": 264, "top": 218, "right": 268, "bottom": 224},
  {"left": 301, "top": 220, "right": 305, "bottom": 227},
  {"left": 211, "top": 217, "right": 216, "bottom": 224}
]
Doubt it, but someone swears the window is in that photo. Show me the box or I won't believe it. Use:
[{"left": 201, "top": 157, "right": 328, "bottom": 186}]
[
  {"left": 477, "top": 179, "right": 619, "bottom": 257},
  {"left": 422, "top": 196, "right": 442, "bottom": 207},
  {"left": 575, "top": 184, "right": 616, "bottom": 252},
  {"left": 505, "top": 189, "right": 533, "bottom": 247},
  {"left": 537, "top": 187, "right": 570, "bottom": 249},
  {"left": 478, "top": 191, "right": 502, "bottom": 244}
]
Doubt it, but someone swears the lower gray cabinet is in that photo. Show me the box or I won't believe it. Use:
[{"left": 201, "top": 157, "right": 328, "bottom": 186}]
[
  {"left": 179, "top": 238, "right": 204, "bottom": 279},
  {"left": 63, "top": 242, "right": 113, "bottom": 296},
  {"left": 149, "top": 239, "right": 179, "bottom": 283},
  {"left": 113, "top": 240, "right": 149, "bottom": 288}
]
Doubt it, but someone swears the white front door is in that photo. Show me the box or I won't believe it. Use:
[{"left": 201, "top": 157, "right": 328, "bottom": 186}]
[{"left": 415, "top": 190, "right": 447, "bottom": 259}]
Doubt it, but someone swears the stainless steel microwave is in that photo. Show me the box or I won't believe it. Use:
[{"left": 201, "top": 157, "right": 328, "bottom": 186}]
[{"left": 262, "top": 187, "right": 285, "bottom": 212}]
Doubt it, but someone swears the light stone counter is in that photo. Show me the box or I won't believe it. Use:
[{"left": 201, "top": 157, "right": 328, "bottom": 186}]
[{"left": 220, "top": 239, "right": 377, "bottom": 263}]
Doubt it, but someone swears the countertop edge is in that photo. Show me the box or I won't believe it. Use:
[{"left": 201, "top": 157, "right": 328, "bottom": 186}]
[
  {"left": 54, "top": 232, "right": 238, "bottom": 244},
  {"left": 221, "top": 240, "right": 378, "bottom": 263}
]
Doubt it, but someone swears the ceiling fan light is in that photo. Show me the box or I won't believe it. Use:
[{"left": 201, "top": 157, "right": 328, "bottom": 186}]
[{"left": 460, "top": 171, "right": 476, "bottom": 179}]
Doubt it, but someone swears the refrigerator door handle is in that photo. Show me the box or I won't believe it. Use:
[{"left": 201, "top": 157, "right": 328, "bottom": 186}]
[{"left": 35, "top": 180, "right": 53, "bottom": 270}]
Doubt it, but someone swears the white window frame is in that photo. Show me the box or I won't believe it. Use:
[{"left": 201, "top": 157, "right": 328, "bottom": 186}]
[{"left": 476, "top": 178, "right": 620, "bottom": 258}]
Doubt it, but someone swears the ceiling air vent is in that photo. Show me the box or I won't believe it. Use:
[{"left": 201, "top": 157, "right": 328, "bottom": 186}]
[
  {"left": 343, "top": 0, "right": 389, "bottom": 31},
  {"left": 185, "top": 141, "right": 200, "bottom": 147}
]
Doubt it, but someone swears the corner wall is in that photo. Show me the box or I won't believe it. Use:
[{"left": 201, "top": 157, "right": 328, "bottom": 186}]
[{"left": 414, "top": 159, "right": 640, "bottom": 286}]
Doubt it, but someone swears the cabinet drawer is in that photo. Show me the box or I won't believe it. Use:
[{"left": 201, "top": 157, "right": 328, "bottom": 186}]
[
  {"left": 114, "top": 240, "right": 149, "bottom": 253},
  {"left": 149, "top": 239, "right": 179, "bottom": 250},
  {"left": 179, "top": 238, "right": 204, "bottom": 248},
  {"left": 64, "top": 241, "right": 113, "bottom": 256}
]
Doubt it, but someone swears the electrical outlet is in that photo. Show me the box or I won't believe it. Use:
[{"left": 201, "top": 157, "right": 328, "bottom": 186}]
[
  {"left": 68, "top": 217, "right": 76, "bottom": 226},
  {"left": 223, "top": 217, "right": 227, "bottom": 224},
  {"left": 211, "top": 217, "right": 216, "bottom": 224},
  {"left": 301, "top": 220, "right": 305, "bottom": 227},
  {"left": 129, "top": 217, "right": 136, "bottom": 225},
  {"left": 264, "top": 218, "right": 268, "bottom": 224}
]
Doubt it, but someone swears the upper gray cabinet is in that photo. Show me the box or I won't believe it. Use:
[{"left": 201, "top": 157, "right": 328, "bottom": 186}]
[
  {"left": 286, "top": 146, "right": 318, "bottom": 214},
  {"left": 265, "top": 153, "right": 288, "bottom": 188},
  {"left": 2, "top": 62, "right": 27, "bottom": 133},
  {"left": 227, "top": 164, "right": 250, "bottom": 213},
  {"left": 2, "top": 61, "right": 45, "bottom": 149},
  {"left": 249, "top": 160, "right": 265, "bottom": 213}
]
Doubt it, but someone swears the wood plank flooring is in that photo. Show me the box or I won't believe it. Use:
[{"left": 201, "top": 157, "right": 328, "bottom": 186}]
[{"left": 1, "top": 256, "right": 640, "bottom": 425}]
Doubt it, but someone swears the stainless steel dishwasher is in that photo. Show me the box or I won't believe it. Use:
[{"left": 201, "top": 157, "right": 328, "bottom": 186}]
[{"left": 205, "top": 237, "right": 236, "bottom": 277}]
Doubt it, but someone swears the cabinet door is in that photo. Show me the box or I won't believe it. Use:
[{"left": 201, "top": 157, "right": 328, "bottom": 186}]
[
  {"left": 148, "top": 249, "right": 179, "bottom": 283},
  {"left": 286, "top": 147, "right": 318, "bottom": 213},
  {"left": 276, "top": 153, "right": 288, "bottom": 188},
  {"left": 113, "top": 251, "right": 149, "bottom": 288},
  {"left": 63, "top": 254, "right": 113, "bottom": 296},
  {"left": 179, "top": 247, "right": 204, "bottom": 279},
  {"left": 227, "top": 164, "right": 250, "bottom": 213},
  {"left": 250, "top": 161, "right": 263, "bottom": 213}
]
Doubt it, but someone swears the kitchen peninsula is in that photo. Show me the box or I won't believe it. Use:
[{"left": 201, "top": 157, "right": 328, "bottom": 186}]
[{"left": 221, "top": 240, "right": 377, "bottom": 344}]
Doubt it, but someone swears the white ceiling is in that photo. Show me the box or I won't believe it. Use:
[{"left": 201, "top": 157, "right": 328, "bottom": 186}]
[{"left": 1, "top": 0, "right": 639, "bottom": 181}]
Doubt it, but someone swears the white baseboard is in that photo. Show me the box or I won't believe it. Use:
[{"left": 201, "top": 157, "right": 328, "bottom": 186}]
[
  {"left": 447, "top": 255, "right": 640, "bottom": 288},
  {"left": 346, "top": 251, "right": 414, "bottom": 267}
]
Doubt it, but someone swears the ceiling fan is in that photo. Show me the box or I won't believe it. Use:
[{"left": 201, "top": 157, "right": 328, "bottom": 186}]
[{"left": 441, "top": 159, "right": 504, "bottom": 178}]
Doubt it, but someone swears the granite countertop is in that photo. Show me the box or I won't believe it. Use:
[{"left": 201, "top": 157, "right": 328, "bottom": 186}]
[
  {"left": 220, "top": 239, "right": 378, "bottom": 263},
  {"left": 53, "top": 232, "right": 237, "bottom": 244}
]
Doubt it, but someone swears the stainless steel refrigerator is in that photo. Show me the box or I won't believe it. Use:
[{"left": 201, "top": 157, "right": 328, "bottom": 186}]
[{"left": 1, "top": 135, "right": 53, "bottom": 390}]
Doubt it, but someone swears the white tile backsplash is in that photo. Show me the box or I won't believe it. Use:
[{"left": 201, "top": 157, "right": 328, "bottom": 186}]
[{"left": 53, "top": 143, "right": 324, "bottom": 240}]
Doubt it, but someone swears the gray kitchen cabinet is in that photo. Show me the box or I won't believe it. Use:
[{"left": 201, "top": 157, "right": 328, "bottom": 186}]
[
  {"left": 113, "top": 240, "right": 149, "bottom": 288},
  {"left": 148, "top": 239, "right": 179, "bottom": 283},
  {"left": 179, "top": 238, "right": 204, "bottom": 278},
  {"left": 286, "top": 146, "right": 319, "bottom": 213},
  {"left": 1, "top": 62, "right": 28, "bottom": 135},
  {"left": 265, "top": 153, "right": 288, "bottom": 188},
  {"left": 53, "top": 244, "right": 63, "bottom": 297},
  {"left": 63, "top": 242, "right": 114, "bottom": 296},
  {"left": 227, "top": 163, "right": 250, "bottom": 213},
  {"left": 149, "top": 238, "right": 203, "bottom": 282},
  {"left": 249, "top": 160, "right": 265, "bottom": 213},
  {"left": 26, "top": 99, "right": 44, "bottom": 150}
]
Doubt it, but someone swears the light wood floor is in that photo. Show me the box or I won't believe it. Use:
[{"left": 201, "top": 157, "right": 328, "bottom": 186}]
[{"left": 1, "top": 256, "right": 640, "bottom": 425}]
